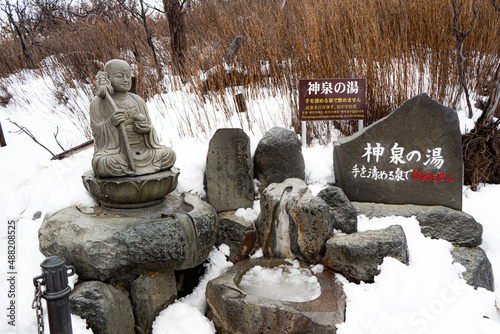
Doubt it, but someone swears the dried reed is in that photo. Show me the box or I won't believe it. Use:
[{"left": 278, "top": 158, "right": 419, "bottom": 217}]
[{"left": 0, "top": 0, "right": 498, "bottom": 140}]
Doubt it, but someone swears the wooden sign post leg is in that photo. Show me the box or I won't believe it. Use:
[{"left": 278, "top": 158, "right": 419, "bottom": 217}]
[
  {"left": 0, "top": 121, "right": 6, "bottom": 147},
  {"left": 302, "top": 121, "right": 307, "bottom": 147}
]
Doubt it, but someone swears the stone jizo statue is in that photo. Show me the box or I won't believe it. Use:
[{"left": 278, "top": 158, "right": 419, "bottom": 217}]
[{"left": 90, "top": 59, "right": 175, "bottom": 177}]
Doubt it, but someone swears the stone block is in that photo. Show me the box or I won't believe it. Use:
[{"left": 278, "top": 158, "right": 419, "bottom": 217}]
[
  {"left": 216, "top": 212, "right": 256, "bottom": 263},
  {"left": 174, "top": 264, "right": 205, "bottom": 299},
  {"left": 323, "top": 225, "right": 409, "bottom": 283},
  {"left": 70, "top": 281, "right": 135, "bottom": 334},
  {"left": 206, "top": 258, "right": 346, "bottom": 334},
  {"left": 333, "top": 93, "right": 463, "bottom": 210},
  {"left": 451, "top": 246, "right": 494, "bottom": 291},
  {"left": 354, "top": 202, "right": 482, "bottom": 247},
  {"left": 206, "top": 128, "right": 254, "bottom": 212},
  {"left": 317, "top": 185, "right": 358, "bottom": 234},
  {"left": 39, "top": 193, "right": 217, "bottom": 281},
  {"left": 131, "top": 271, "right": 177, "bottom": 334}
]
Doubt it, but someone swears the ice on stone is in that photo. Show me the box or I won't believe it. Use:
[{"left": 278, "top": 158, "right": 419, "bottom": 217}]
[{"left": 238, "top": 262, "right": 321, "bottom": 302}]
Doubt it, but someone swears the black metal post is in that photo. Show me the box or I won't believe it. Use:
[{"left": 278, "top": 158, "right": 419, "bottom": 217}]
[{"left": 40, "top": 256, "right": 75, "bottom": 334}]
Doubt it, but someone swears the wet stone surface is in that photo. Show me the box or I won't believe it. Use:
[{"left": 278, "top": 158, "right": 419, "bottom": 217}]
[{"left": 256, "top": 178, "right": 333, "bottom": 264}]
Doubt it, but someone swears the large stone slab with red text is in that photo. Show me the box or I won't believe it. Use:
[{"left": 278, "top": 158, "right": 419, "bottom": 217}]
[{"left": 333, "top": 93, "right": 463, "bottom": 210}]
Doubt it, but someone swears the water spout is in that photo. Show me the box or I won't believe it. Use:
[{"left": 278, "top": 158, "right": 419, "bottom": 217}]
[{"left": 271, "top": 186, "right": 294, "bottom": 258}]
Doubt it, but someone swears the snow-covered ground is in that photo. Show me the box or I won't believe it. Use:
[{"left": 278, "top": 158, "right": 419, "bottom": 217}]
[{"left": 0, "top": 68, "right": 499, "bottom": 334}]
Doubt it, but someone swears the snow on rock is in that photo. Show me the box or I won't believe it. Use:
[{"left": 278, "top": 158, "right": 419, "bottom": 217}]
[
  {"left": 250, "top": 248, "right": 264, "bottom": 259},
  {"left": 463, "top": 185, "right": 500, "bottom": 306},
  {"left": 71, "top": 315, "right": 94, "bottom": 333},
  {"left": 303, "top": 141, "right": 336, "bottom": 191},
  {"left": 152, "top": 245, "right": 233, "bottom": 334},
  {"left": 234, "top": 200, "right": 261, "bottom": 222},
  {"left": 152, "top": 303, "right": 215, "bottom": 334},
  {"left": 336, "top": 215, "right": 500, "bottom": 334}
]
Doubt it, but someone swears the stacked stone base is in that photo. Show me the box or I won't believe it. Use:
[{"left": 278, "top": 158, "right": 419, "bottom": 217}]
[{"left": 39, "top": 193, "right": 217, "bottom": 334}]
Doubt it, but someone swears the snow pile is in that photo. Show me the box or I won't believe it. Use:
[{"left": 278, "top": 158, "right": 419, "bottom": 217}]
[
  {"left": 238, "top": 259, "right": 321, "bottom": 302},
  {"left": 169, "top": 138, "right": 208, "bottom": 196},
  {"left": 337, "top": 216, "right": 500, "bottom": 334},
  {"left": 302, "top": 141, "right": 336, "bottom": 195},
  {"left": 463, "top": 185, "right": 500, "bottom": 312},
  {"left": 250, "top": 248, "right": 264, "bottom": 259},
  {"left": 152, "top": 245, "right": 233, "bottom": 334},
  {"left": 152, "top": 303, "right": 215, "bottom": 334},
  {"left": 234, "top": 200, "right": 261, "bottom": 222}
]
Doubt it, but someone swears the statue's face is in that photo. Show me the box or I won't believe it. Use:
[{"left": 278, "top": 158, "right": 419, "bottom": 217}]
[{"left": 107, "top": 63, "right": 132, "bottom": 93}]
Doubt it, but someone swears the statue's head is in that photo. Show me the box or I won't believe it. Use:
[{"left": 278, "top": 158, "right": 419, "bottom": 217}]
[{"left": 104, "top": 59, "right": 132, "bottom": 93}]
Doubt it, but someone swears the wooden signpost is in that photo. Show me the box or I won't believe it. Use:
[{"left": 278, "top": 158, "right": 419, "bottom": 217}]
[
  {"left": 0, "top": 121, "right": 6, "bottom": 147},
  {"left": 298, "top": 78, "right": 366, "bottom": 146}
]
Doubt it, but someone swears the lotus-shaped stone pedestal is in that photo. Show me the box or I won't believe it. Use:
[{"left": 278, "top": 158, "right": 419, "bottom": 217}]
[{"left": 82, "top": 168, "right": 180, "bottom": 209}]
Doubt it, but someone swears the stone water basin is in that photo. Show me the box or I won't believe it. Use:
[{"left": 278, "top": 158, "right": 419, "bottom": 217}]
[{"left": 206, "top": 258, "right": 346, "bottom": 334}]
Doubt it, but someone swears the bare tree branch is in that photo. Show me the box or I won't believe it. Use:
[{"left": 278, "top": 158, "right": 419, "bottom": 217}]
[
  {"left": 53, "top": 126, "right": 66, "bottom": 151},
  {"left": 180, "top": 0, "right": 191, "bottom": 13},
  {"left": 477, "top": 55, "right": 500, "bottom": 127},
  {"left": 475, "top": 0, "right": 500, "bottom": 126},
  {"left": 116, "top": 0, "right": 163, "bottom": 80},
  {"left": 145, "top": 1, "right": 165, "bottom": 14},
  {"left": 116, "top": 0, "right": 142, "bottom": 21},
  {"left": 1, "top": 1, "right": 32, "bottom": 59},
  {"left": 8, "top": 118, "right": 57, "bottom": 158},
  {"left": 451, "top": 0, "right": 483, "bottom": 119},
  {"left": 490, "top": 0, "right": 500, "bottom": 11},
  {"left": 164, "top": 0, "right": 187, "bottom": 79}
]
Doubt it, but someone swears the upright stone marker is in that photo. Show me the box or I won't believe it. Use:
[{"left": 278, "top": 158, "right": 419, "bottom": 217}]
[
  {"left": 253, "top": 127, "right": 305, "bottom": 192},
  {"left": 333, "top": 93, "right": 463, "bottom": 210},
  {"left": 206, "top": 128, "right": 254, "bottom": 212}
]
